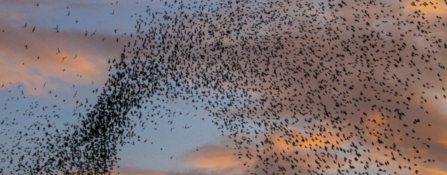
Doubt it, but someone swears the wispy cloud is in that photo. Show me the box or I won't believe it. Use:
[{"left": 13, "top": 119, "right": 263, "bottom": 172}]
[{"left": 0, "top": 15, "right": 127, "bottom": 94}]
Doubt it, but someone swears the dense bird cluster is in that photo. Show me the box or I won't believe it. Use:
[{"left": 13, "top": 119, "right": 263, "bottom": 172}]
[{"left": 1, "top": 0, "right": 446, "bottom": 174}]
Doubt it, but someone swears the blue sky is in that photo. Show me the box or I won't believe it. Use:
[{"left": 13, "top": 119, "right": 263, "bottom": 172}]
[
  {"left": 2, "top": 0, "right": 447, "bottom": 175},
  {"left": 0, "top": 0, "right": 230, "bottom": 174}
]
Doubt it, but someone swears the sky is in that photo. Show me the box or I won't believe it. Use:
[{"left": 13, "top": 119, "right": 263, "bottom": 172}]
[{"left": 1, "top": 0, "right": 447, "bottom": 175}]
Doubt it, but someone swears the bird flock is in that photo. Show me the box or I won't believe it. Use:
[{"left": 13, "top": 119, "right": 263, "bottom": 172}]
[{"left": 1, "top": 0, "right": 446, "bottom": 174}]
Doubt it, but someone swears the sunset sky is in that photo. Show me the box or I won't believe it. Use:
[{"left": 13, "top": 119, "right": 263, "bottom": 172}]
[
  {"left": 1, "top": 0, "right": 447, "bottom": 174},
  {"left": 0, "top": 0, "right": 242, "bottom": 174}
]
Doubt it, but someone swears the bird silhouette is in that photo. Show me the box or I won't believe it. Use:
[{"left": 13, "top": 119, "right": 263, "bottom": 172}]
[{"left": 1, "top": 0, "right": 444, "bottom": 174}]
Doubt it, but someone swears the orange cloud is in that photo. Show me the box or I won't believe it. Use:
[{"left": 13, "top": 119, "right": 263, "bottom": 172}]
[
  {"left": 110, "top": 167, "right": 168, "bottom": 175},
  {"left": 402, "top": 0, "right": 447, "bottom": 17},
  {"left": 0, "top": 15, "right": 128, "bottom": 95},
  {"left": 176, "top": 144, "right": 250, "bottom": 173}
]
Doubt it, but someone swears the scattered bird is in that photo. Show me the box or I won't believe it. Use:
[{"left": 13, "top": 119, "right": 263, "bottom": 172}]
[{"left": 1, "top": 0, "right": 444, "bottom": 175}]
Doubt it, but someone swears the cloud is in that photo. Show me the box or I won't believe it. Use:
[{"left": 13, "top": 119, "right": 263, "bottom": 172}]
[
  {"left": 111, "top": 167, "right": 168, "bottom": 175},
  {"left": 158, "top": 1, "right": 447, "bottom": 174},
  {"left": 81, "top": 0, "right": 447, "bottom": 174},
  {"left": 0, "top": 13, "right": 128, "bottom": 95},
  {"left": 175, "top": 144, "right": 250, "bottom": 175},
  {"left": 418, "top": 166, "right": 447, "bottom": 175},
  {"left": 111, "top": 166, "right": 240, "bottom": 175},
  {"left": 2, "top": 0, "right": 447, "bottom": 174},
  {"left": 402, "top": 0, "right": 447, "bottom": 17}
]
